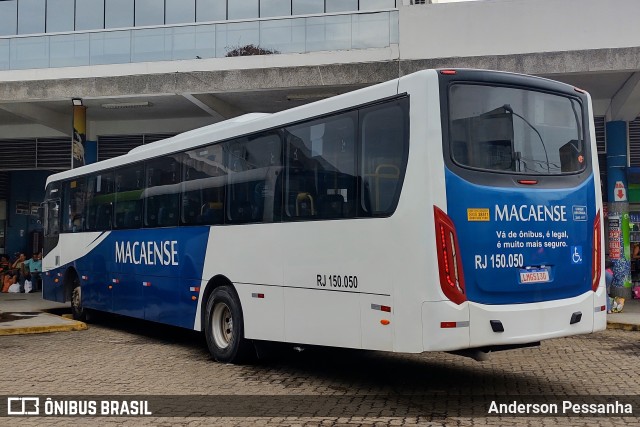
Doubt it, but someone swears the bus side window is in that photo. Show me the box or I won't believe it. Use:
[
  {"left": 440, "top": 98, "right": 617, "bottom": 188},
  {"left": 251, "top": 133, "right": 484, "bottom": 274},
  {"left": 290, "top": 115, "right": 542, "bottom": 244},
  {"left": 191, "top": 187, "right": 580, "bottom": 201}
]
[
  {"left": 85, "top": 172, "right": 115, "bottom": 232},
  {"left": 359, "top": 99, "right": 408, "bottom": 216},
  {"left": 284, "top": 132, "right": 315, "bottom": 219},
  {"left": 181, "top": 145, "right": 226, "bottom": 226},
  {"left": 95, "top": 204, "right": 113, "bottom": 230},
  {"left": 145, "top": 155, "right": 181, "bottom": 228},
  {"left": 225, "top": 132, "right": 282, "bottom": 224},
  {"left": 285, "top": 112, "right": 357, "bottom": 221},
  {"left": 62, "top": 178, "right": 87, "bottom": 233},
  {"left": 114, "top": 165, "right": 143, "bottom": 229}
]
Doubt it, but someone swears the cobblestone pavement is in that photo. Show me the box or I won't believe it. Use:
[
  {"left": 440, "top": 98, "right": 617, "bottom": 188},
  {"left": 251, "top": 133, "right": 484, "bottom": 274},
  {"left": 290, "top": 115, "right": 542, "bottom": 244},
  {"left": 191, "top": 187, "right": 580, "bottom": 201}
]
[{"left": 0, "top": 315, "right": 638, "bottom": 427}]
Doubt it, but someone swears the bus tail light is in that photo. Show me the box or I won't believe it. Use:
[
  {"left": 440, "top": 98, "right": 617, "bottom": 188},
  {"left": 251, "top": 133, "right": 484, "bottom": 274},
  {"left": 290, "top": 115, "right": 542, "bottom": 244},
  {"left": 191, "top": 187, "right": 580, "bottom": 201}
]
[
  {"left": 434, "top": 206, "right": 466, "bottom": 304},
  {"left": 592, "top": 210, "right": 601, "bottom": 292}
]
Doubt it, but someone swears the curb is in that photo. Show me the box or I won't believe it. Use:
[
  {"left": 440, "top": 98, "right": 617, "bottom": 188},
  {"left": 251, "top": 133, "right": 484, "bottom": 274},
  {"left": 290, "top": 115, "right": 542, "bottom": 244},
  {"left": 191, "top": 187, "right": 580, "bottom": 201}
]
[
  {"left": 606, "top": 322, "right": 640, "bottom": 332},
  {"left": 0, "top": 314, "right": 87, "bottom": 336}
]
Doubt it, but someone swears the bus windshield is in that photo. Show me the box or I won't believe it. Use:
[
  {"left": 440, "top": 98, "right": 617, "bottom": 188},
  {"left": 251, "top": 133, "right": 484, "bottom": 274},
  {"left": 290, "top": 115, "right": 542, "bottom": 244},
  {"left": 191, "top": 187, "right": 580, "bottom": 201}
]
[{"left": 449, "top": 84, "right": 585, "bottom": 175}]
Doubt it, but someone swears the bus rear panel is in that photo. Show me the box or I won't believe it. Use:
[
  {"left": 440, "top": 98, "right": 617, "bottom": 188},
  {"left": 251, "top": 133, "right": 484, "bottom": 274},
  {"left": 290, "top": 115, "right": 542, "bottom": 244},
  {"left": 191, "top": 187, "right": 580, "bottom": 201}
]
[{"left": 424, "top": 70, "right": 605, "bottom": 352}]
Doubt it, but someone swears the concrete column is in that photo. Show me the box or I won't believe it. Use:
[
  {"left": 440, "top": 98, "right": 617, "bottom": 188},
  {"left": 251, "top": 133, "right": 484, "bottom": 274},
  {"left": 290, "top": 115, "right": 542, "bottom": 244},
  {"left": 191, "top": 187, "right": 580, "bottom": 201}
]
[
  {"left": 72, "top": 104, "right": 86, "bottom": 168},
  {"left": 606, "top": 121, "right": 633, "bottom": 298}
]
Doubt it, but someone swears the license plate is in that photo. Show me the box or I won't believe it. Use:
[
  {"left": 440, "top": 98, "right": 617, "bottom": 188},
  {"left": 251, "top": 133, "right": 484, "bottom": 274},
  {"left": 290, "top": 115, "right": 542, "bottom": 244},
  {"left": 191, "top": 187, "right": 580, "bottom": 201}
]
[{"left": 519, "top": 268, "right": 550, "bottom": 284}]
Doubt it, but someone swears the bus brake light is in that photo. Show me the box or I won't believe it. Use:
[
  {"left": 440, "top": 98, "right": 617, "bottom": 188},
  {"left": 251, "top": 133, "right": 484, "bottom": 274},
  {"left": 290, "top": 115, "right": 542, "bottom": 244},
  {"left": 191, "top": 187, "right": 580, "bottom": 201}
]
[
  {"left": 434, "top": 206, "right": 466, "bottom": 304},
  {"left": 592, "top": 210, "right": 601, "bottom": 292}
]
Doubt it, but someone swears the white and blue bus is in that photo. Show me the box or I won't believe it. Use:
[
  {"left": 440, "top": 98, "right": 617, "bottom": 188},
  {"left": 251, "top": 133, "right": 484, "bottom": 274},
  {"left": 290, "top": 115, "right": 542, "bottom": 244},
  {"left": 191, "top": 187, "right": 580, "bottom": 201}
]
[{"left": 42, "top": 69, "right": 606, "bottom": 363}]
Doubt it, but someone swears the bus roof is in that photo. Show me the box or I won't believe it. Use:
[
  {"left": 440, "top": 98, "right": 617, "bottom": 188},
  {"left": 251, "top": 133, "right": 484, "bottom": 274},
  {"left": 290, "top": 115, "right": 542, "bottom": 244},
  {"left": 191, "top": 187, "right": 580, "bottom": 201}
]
[
  {"left": 45, "top": 71, "right": 408, "bottom": 187},
  {"left": 45, "top": 68, "right": 581, "bottom": 188},
  {"left": 127, "top": 113, "right": 272, "bottom": 156}
]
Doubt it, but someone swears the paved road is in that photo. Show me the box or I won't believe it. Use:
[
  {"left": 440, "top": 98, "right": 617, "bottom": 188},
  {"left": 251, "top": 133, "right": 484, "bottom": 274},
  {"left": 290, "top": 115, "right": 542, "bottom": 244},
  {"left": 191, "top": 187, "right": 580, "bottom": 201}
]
[{"left": 0, "top": 314, "right": 638, "bottom": 426}]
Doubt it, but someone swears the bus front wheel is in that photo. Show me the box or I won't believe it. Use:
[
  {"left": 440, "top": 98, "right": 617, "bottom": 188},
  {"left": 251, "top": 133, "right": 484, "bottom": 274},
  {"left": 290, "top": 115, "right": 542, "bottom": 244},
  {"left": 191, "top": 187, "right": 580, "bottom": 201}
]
[
  {"left": 70, "top": 280, "right": 86, "bottom": 322},
  {"left": 204, "top": 286, "right": 253, "bottom": 363}
]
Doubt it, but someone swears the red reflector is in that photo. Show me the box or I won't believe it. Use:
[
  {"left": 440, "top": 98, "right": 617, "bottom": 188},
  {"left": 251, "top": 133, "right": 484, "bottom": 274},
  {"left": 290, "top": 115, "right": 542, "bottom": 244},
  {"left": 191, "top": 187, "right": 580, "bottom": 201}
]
[
  {"left": 440, "top": 70, "right": 457, "bottom": 75},
  {"left": 518, "top": 180, "right": 538, "bottom": 185},
  {"left": 380, "top": 305, "right": 391, "bottom": 312},
  {"left": 600, "top": 305, "right": 606, "bottom": 312},
  {"left": 252, "top": 293, "right": 265, "bottom": 298},
  {"left": 440, "top": 321, "right": 457, "bottom": 328}
]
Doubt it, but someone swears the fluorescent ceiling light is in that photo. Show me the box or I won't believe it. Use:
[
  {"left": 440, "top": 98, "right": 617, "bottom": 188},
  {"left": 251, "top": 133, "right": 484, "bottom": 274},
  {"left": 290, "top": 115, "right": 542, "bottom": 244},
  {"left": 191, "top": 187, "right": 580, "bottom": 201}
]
[
  {"left": 101, "top": 101, "right": 152, "bottom": 109},
  {"left": 72, "top": 98, "right": 83, "bottom": 106}
]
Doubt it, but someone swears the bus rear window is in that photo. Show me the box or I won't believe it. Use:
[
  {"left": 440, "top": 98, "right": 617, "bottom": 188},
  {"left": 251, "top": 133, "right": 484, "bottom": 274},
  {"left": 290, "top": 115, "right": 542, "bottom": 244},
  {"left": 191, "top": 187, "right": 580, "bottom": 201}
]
[{"left": 448, "top": 84, "right": 585, "bottom": 175}]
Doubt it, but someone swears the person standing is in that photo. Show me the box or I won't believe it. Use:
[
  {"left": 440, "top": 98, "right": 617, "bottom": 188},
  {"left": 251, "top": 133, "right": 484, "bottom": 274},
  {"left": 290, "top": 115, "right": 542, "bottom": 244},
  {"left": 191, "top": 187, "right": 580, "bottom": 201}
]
[
  {"left": 23, "top": 252, "right": 42, "bottom": 292},
  {"left": 605, "top": 260, "right": 614, "bottom": 314}
]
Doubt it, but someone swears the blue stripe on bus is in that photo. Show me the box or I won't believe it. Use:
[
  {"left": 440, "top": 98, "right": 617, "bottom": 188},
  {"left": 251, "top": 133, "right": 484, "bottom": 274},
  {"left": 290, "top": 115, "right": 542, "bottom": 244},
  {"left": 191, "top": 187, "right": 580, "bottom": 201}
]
[{"left": 44, "top": 227, "right": 211, "bottom": 329}]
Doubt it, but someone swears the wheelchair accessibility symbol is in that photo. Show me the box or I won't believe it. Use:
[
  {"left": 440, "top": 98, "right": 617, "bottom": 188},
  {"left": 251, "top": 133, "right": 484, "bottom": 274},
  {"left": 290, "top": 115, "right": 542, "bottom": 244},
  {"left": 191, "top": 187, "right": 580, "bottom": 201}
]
[{"left": 571, "top": 246, "right": 583, "bottom": 264}]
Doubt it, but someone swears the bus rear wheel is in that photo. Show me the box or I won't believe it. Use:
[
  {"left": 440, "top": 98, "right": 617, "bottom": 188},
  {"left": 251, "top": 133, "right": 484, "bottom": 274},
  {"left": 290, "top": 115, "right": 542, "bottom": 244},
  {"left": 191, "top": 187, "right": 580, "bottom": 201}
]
[{"left": 204, "top": 286, "right": 253, "bottom": 363}]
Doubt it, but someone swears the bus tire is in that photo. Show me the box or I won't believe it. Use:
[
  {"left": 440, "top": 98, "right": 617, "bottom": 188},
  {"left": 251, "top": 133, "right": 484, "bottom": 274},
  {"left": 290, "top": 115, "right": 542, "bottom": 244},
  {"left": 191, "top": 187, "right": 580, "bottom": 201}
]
[
  {"left": 70, "top": 279, "right": 86, "bottom": 322},
  {"left": 204, "top": 286, "right": 253, "bottom": 363}
]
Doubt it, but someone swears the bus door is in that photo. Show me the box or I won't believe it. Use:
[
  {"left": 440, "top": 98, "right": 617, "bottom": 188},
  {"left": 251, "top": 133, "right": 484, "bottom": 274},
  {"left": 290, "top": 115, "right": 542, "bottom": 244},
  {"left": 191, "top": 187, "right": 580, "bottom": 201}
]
[
  {"left": 42, "top": 198, "right": 63, "bottom": 301},
  {"left": 43, "top": 199, "right": 61, "bottom": 267}
]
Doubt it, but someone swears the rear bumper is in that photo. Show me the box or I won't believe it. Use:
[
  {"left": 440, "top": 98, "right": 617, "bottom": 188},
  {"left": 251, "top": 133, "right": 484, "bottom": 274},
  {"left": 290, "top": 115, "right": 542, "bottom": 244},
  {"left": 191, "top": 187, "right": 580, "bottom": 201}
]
[{"left": 422, "top": 289, "right": 607, "bottom": 352}]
